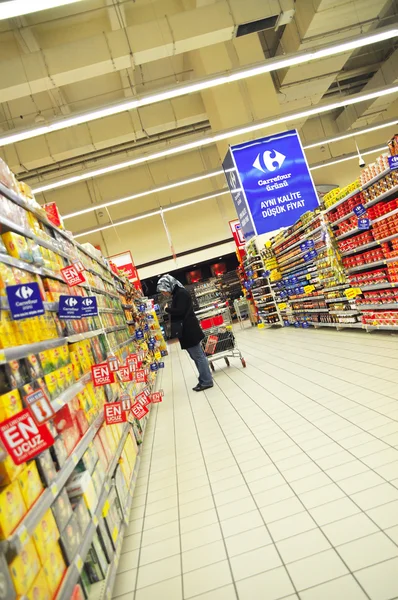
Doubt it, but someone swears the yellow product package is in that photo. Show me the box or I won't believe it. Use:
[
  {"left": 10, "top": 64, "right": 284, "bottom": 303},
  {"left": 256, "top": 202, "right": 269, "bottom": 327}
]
[
  {"left": 0, "top": 388, "right": 23, "bottom": 421},
  {"left": 42, "top": 541, "right": 66, "bottom": 596},
  {"left": 18, "top": 462, "right": 44, "bottom": 510},
  {"left": 0, "top": 479, "right": 27, "bottom": 539},
  {"left": 9, "top": 538, "right": 40, "bottom": 595},
  {"left": 0, "top": 454, "right": 24, "bottom": 487},
  {"left": 2, "top": 232, "right": 33, "bottom": 263},
  {"left": 26, "top": 569, "right": 52, "bottom": 600},
  {"left": 33, "top": 508, "right": 60, "bottom": 564}
]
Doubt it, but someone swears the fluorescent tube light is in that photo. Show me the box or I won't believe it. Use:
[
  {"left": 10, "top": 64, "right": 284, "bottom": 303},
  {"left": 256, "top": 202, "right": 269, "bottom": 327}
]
[
  {"left": 32, "top": 83, "right": 398, "bottom": 194},
  {"left": 74, "top": 190, "right": 229, "bottom": 238},
  {"left": 303, "top": 120, "right": 398, "bottom": 149},
  {"left": 64, "top": 169, "right": 224, "bottom": 219},
  {"left": 0, "top": 0, "right": 83, "bottom": 19},
  {"left": 310, "top": 146, "right": 386, "bottom": 170},
  {"left": 2, "top": 26, "right": 397, "bottom": 147}
]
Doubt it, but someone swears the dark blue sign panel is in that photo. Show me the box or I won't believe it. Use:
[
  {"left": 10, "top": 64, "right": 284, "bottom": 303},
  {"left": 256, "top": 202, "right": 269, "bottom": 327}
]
[
  {"left": 7, "top": 283, "right": 45, "bottom": 321},
  {"left": 222, "top": 149, "right": 256, "bottom": 240},
  {"left": 358, "top": 218, "right": 370, "bottom": 230},
  {"left": 81, "top": 296, "right": 98, "bottom": 317},
  {"left": 388, "top": 156, "right": 398, "bottom": 171},
  {"left": 59, "top": 295, "right": 81, "bottom": 319},
  {"left": 353, "top": 204, "right": 366, "bottom": 217},
  {"left": 226, "top": 130, "right": 319, "bottom": 236}
]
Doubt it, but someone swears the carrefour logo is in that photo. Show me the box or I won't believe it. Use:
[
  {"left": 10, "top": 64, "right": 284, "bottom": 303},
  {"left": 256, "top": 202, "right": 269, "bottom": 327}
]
[
  {"left": 65, "top": 297, "right": 79, "bottom": 307},
  {"left": 253, "top": 150, "right": 286, "bottom": 173},
  {"left": 15, "top": 286, "right": 34, "bottom": 300},
  {"left": 82, "top": 298, "right": 93, "bottom": 306}
]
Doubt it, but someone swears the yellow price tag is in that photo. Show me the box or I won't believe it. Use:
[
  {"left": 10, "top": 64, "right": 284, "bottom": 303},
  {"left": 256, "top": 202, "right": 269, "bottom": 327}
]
[
  {"left": 102, "top": 500, "right": 110, "bottom": 517},
  {"left": 306, "top": 274, "right": 312, "bottom": 280},
  {"left": 141, "top": 342, "right": 148, "bottom": 351},
  {"left": 265, "top": 241, "right": 272, "bottom": 248},
  {"left": 304, "top": 285, "right": 315, "bottom": 294},
  {"left": 154, "top": 351, "right": 161, "bottom": 360},
  {"left": 18, "top": 527, "right": 29, "bottom": 547},
  {"left": 112, "top": 527, "right": 119, "bottom": 543},
  {"left": 75, "top": 555, "right": 83, "bottom": 571},
  {"left": 278, "top": 303, "right": 287, "bottom": 310},
  {"left": 258, "top": 323, "right": 265, "bottom": 329},
  {"left": 72, "top": 454, "right": 79, "bottom": 465},
  {"left": 51, "top": 483, "right": 58, "bottom": 497},
  {"left": 344, "top": 287, "right": 362, "bottom": 299},
  {"left": 93, "top": 515, "right": 99, "bottom": 527},
  {"left": 0, "top": 350, "right": 5, "bottom": 364}
]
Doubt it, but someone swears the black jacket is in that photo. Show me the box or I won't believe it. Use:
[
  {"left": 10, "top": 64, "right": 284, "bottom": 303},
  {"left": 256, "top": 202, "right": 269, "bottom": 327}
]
[{"left": 166, "top": 286, "right": 204, "bottom": 349}]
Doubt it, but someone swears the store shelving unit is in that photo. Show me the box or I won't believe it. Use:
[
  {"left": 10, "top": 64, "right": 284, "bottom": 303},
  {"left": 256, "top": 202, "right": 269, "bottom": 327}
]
[{"left": 0, "top": 174, "right": 166, "bottom": 599}]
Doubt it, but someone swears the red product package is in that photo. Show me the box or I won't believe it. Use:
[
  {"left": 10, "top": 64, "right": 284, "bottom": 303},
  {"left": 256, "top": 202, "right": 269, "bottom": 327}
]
[{"left": 43, "top": 202, "right": 63, "bottom": 228}]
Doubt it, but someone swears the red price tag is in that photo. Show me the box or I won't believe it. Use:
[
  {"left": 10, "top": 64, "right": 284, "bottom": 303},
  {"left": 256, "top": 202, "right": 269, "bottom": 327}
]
[
  {"left": 133, "top": 369, "right": 147, "bottom": 383},
  {"left": 136, "top": 391, "right": 150, "bottom": 407},
  {"left": 72, "top": 260, "right": 85, "bottom": 273},
  {"left": 118, "top": 366, "right": 132, "bottom": 382},
  {"left": 127, "top": 354, "right": 138, "bottom": 372},
  {"left": 119, "top": 395, "right": 132, "bottom": 412},
  {"left": 104, "top": 403, "right": 127, "bottom": 425},
  {"left": 107, "top": 356, "right": 119, "bottom": 372},
  {"left": 130, "top": 402, "right": 148, "bottom": 420},
  {"left": 0, "top": 409, "right": 55, "bottom": 465},
  {"left": 25, "top": 389, "right": 54, "bottom": 424},
  {"left": 91, "top": 363, "right": 115, "bottom": 387},
  {"left": 150, "top": 391, "right": 163, "bottom": 404},
  {"left": 61, "top": 265, "right": 86, "bottom": 287}
]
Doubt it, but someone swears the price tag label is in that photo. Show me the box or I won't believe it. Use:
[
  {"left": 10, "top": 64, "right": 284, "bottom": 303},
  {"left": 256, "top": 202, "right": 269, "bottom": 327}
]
[
  {"left": 51, "top": 483, "right": 58, "bottom": 497},
  {"left": 93, "top": 515, "right": 99, "bottom": 527},
  {"left": 258, "top": 323, "right": 265, "bottom": 329},
  {"left": 102, "top": 500, "right": 111, "bottom": 517},
  {"left": 306, "top": 274, "right": 312, "bottom": 280},
  {"left": 18, "top": 526, "right": 29, "bottom": 547},
  {"left": 75, "top": 555, "right": 83, "bottom": 571},
  {"left": 278, "top": 303, "right": 287, "bottom": 310},
  {"left": 304, "top": 285, "right": 315, "bottom": 294},
  {"left": 344, "top": 287, "right": 362, "bottom": 299},
  {"left": 154, "top": 351, "right": 161, "bottom": 360},
  {"left": 357, "top": 218, "right": 370, "bottom": 230}
]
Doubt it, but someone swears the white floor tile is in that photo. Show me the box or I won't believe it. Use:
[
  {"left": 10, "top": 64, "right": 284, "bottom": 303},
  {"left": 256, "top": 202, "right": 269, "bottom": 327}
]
[{"left": 112, "top": 328, "right": 398, "bottom": 599}]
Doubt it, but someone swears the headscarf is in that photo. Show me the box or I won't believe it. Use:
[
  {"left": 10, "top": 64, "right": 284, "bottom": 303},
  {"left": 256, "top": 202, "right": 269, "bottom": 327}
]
[{"left": 157, "top": 274, "right": 184, "bottom": 294}]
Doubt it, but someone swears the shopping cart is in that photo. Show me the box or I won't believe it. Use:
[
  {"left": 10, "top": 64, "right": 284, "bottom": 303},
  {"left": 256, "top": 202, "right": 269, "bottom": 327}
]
[{"left": 198, "top": 304, "right": 246, "bottom": 370}]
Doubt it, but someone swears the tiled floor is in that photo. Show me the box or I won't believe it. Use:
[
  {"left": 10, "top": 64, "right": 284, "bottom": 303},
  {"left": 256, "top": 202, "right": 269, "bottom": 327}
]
[{"left": 113, "top": 326, "right": 398, "bottom": 600}]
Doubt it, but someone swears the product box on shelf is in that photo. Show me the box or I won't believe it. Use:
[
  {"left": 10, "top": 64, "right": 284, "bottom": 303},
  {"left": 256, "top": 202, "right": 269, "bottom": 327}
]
[
  {"left": 0, "top": 478, "right": 27, "bottom": 539},
  {"left": 26, "top": 569, "right": 52, "bottom": 600},
  {"left": 59, "top": 512, "right": 82, "bottom": 565},
  {"left": 33, "top": 507, "right": 60, "bottom": 564},
  {"left": 43, "top": 541, "right": 66, "bottom": 596},
  {"left": 0, "top": 552, "right": 16, "bottom": 600},
  {"left": 9, "top": 538, "right": 41, "bottom": 595},
  {"left": 18, "top": 461, "right": 44, "bottom": 509},
  {"left": 52, "top": 488, "right": 74, "bottom": 532},
  {"left": 35, "top": 449, "right": 58, "bottom": 486}
]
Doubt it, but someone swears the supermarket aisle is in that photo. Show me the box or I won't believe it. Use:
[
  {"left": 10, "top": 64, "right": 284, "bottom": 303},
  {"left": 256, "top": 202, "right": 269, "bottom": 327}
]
[{"left": 113, "top": 327, "right": 398, "bottom": 600}]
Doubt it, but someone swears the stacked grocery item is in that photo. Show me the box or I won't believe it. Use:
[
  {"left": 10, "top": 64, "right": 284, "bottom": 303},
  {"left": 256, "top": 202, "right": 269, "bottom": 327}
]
[{"left": 0, "top": 156, "right": 167, "bottom": 599}]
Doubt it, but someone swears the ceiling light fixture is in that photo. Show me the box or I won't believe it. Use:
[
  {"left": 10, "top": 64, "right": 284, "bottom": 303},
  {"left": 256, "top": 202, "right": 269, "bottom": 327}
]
[
  {"left": 64, "top": 169, "right": 224, "bottom": 219},
  {"left": 310, "top": 146, "right": 386, "bottom": 170},
  {"left": 74, "top": 190, "right": 229, "bottom": 238},
  {"left": 0, "top": 0, "right": 83, "bottom": 20},
  {"left": 303, "top": 119, "right": 398, "bottom": 150},
  {"left": 32, "top": 83, "right": 398, "bottom": 194},
  {"left": 2, "top": 25, "right": 397, "bottom": 147}
]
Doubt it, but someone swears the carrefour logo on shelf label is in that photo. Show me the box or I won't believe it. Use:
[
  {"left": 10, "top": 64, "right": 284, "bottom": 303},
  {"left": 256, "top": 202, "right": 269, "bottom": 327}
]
[
  {"left": 388, "top": 156, "right": 398, "bottom": 170},
  {"left": 7, "top": 283, "right": 45, "bottom": 321}
]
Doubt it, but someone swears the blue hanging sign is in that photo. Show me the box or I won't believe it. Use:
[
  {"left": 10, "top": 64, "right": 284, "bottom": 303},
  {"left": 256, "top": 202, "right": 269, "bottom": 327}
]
[
  {"left": 388, "top": 156, "right": 398, "bottom": 170},
  {"left": 300, "top": 242, "right": 307, "bottom": 252},
  {"left": 306, "top": 239, "right": 315, "bottom": 249},
  {"left": 135, "top": 329, "right": 144, "bottom": 340},
  {"left": 150, "top": 363, "right": 158, "bottom": 372},
  {"left": 358, "top": 218, "right": 370, "bottom": 230},
  {"left": 144, "top": 323, "right": 149, "bottom": 331},
  {"left": 353, "top": 204, "right": 367, "bottom": 217},
  {"left": 158, "top": 361, "right": 165, "bottom": 369},
  {"left": 6, "top": 283, "right": 45, "bottom": 321},
  {"left": 223, "top": 129, "right": 319, "bottom": 239},
  {"left": 81, "top": 296, "right": 98, "bottom": 317},
  {"left": 59, "top": 295, "right": 81, "bottom": 320},
  {"left": 302, "top": 322, "right": 310, "bottom": 328},
  {"left": 291, "top": 276, "right": 298, "bottom": 284},
  {"left": 139, "top": 304, "right": 146, "bottom": 312}
]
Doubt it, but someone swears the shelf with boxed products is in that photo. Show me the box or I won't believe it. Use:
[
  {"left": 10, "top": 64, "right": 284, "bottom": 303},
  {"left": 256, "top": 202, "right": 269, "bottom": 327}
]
[
  {"left": 358, "top": 303, "right": 398, "bottom": 310},
  {"left": 273, "top": 215, "right": 321, "bottom": 251},
  {"left": 1, "top": 412, "right": 104, "bottom": 557},
  {"left": 324, "top": 188, "right": 362, "bottom": 215}
]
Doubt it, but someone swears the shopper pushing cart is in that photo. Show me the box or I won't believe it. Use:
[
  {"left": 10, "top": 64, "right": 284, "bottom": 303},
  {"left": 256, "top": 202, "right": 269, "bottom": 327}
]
[{"left": 157, "top": 274, "right": 214, "bottom": 392}]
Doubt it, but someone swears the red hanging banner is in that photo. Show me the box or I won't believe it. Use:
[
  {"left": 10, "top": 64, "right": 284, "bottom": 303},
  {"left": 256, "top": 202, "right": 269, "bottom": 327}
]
[
  {"left": 0, "top": 409, "right": 55, "bottom": 465},
  {"left": 91, "top": 363, "right": 115, "bottom": 386},
  {"left": 104, "top": 403, "right": 127, "bottom": 425}
]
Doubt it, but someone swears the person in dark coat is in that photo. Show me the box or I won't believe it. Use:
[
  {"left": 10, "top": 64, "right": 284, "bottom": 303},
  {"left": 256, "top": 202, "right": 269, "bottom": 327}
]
[{"left": 157, "top": 274, "right": 213, "bottom": 391}]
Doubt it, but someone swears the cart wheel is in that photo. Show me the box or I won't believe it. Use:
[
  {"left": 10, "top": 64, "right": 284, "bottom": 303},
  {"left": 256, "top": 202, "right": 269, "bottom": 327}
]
[
  {"left": 241, "top": 358, "right": 247, "bottom": 368},
  {"left": 210, "top": 362, "right": 215, "bottom": 371},
  {"left": 225, "top": 357, "right": 230, "bottom": 367}
]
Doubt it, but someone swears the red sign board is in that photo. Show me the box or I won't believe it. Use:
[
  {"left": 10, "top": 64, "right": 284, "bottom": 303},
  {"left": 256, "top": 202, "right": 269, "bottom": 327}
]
[
  {"left": 151, "top": 391, "right": 163, "bottom": 404},
  {"left": 120, "top": 394, "right": 132, "bottom": 411},
  {"left": 91, "top": 363, "right": 115, "bottom": 387},
  {"left": 130, "top": 402, "right": 148, "bottom": 420},
  {"left": 108, "top": 251, "right": 142, "bottom": 291},
  {"left": 104, "top": 403, "right": 127, "bottom": 425},
  {"left": 127, "top": 354, "right": 138, "bottom": 372},
  {"left": 133, "top": 369, "right": 147, "bottom": 384},
  {"left": 107, "top": 356, "right": 119, "bottom": 372},
  {"left": 118, "top": 366, "right": 132, "bottom": 382},
  {"left": 26, "top": 389, "right": 54, "bottom": 424},
  {"left": 229, "top": 219, "right": 245, "bottom": 249},
  {"left": 0, "top": 409, "right": 55, "bottom": 465},
  {"left": 61, "top": 265, "right": 86, "bottom": 287},
  {"left": 136, "top": 391, "right": 150, "bottom": 407},
  {"left": 72, "top": 260, "right": 85, "bottom": 273}
]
